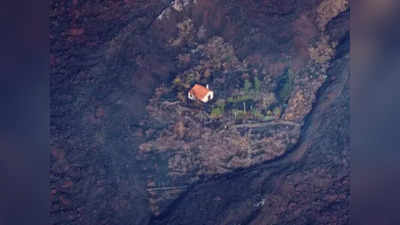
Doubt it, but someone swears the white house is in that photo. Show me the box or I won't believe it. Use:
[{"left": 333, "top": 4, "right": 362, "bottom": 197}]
[{"left": 188, "top": 84, "right": 214, "bottom": 103}]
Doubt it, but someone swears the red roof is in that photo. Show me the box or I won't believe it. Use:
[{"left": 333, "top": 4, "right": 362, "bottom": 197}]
[{"left": 189, "top": 84, "right": 210, "bottom": 100}]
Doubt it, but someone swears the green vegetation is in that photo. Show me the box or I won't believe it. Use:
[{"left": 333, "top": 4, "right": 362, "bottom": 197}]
[
  {"left": 223, "top": 75, "right": 270, "bottom": 121},
  {"left": 210, "top": 99, "right": 226, "bottom": 118},
  {"left": 254, "top": 76, "right": 261, "bottom": 92},
  {"left": 216, "top": 99, "right": 226, "bottom": 107},
  {"left": 177, "top": 91, "right": 186, "bottom": 102},
  {"left": 173, "top": 77, "right": 182, "bottom": 85},
  {"left": 172, "top": 77, "right": 185, "bottom": 90},
  {"left": 251, "top": 109, "right": 264, "bottom": 120},
  {"left": 172, "top": 61, "right": 288, "bottom": 124},
  {"left": 243, "top": 79, "right": 252, "bottom": 93},
  {"left": 238, "top": 76, "right": 262, "bottom": 97},
  {"left": 277, "top": 69, "right": 294, "bottom": 103},
  {"left": 173, "top": 72, "right": 197, "bottom": 89},
  {"left": 223, "top": 55, "right": 232, "bottom": 62},
  {"left": 205, "top": 73, "right": 283, "bottom": 122},
  {"left": 172, "top": 72, "right": 195, "bottom": 90},
  {"left": 232, "top": 109, "right": 248, "bottom": 120},
  {"left": 211, "top": 106, "right": 224, "bottom": 118},
  {"left": 227, "top": 95, "right": 252, "bottom": 103},
  {"left": 273, "top": 106, "right": 281, "bottom": 117},
  {"left": 263, "top": 115, "right": 275, "bottom": 121},
  {"left": 231, "top": 108, "right": 275, "bottom": 121},
  {"left": 185, "top": 73, "right": 196, "bottom": 84}
]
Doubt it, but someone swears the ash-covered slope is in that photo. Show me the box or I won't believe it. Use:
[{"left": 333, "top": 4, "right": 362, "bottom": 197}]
[
  {"left": 149, "top": 36, "right": 349, "bottom": 225},
  {"left": 50, "top": 0, "right": 349, "bottom": 224}
]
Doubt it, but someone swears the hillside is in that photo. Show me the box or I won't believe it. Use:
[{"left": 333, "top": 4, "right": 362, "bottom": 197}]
[{"left": 50, "top": 0, "right": 349, "bottom": 224}]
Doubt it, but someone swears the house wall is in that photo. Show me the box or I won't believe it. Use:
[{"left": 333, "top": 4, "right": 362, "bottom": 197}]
[
  {"left": 188, "top": 92, "right": 195, "bottom": 100},
  {"left": 201, "top": 91, "right": 214, "bottom": 103}
]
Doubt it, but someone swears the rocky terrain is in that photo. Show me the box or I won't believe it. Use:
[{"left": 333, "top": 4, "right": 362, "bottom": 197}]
[{"left": 50, "top": 0, "right": 349, "bottom": 224}]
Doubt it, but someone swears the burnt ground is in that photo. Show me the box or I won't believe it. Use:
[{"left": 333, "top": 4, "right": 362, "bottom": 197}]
[
  {"left": 50, "top": 0, "right": 349, "bottom": 224},
  {"left": 148, "top": 45, "right": 349, "bottom": 225}
]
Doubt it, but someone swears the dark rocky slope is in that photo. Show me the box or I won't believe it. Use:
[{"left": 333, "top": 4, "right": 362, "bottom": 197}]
[
  {"left": 50, "top": 0, "right": 349, "bottom": 224},
  {"left": 149, "top": 35, "right": 349, "bottom": 225}
]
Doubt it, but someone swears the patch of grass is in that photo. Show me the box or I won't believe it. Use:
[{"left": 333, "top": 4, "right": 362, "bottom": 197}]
[
  {"left": 211, "top": 107, "right": 224, "bottom": 118},
  {"left": 211, "top": 101, "right": 225, "bottom": 118},
  {"left": 263, "top": 115, "right": 275, "bottom": 121}
]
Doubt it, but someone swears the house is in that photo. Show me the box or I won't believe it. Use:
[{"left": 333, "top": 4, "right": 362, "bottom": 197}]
[{"left": 188, "top": 84, "right": 214, "bottom": 103}]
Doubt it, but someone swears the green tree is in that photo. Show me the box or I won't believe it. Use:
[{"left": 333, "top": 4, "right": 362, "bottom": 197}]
[
  {"left": 243, "top": 79, "right": 252, "bottom": 93},
  {"left": 277, "top": 69, "right": 294, "bottom": 103},
  {"left": 254, "top": 76, "right": 261, "bottom": 92}
]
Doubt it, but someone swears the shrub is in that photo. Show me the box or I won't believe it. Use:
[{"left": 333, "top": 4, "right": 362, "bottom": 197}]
[
  {"left": 273, "top": 106, "right": 281, "bottom": 117},
  {"left": 211, "top": 101, "right": 225, "bottom": 118},
  {"left": 173, "top": 77, "right": 182, "bottom": 85},
  {"left": 184, "top": 73, "right": 196, "bottom": 85},
  {"left": 211, "top": 106, "right": 224, "bottom": 118},
  {"left": 243, "top": 79, "right": 252, "bottom": 93}
]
